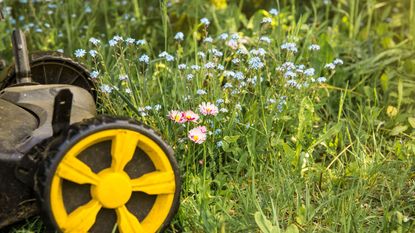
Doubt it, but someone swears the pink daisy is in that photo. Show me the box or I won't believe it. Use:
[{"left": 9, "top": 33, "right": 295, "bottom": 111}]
[
  {"left": 183, "top": 110, "right": 199, "bottom": 122},
  {"left": 168, "top": 110, "right": 186, "bottom": 123},
  {"left": 188, "top": 126, "right": 207, "bottom": 144},
  {"left": 198, "top": 102, "right": 219, "bottom": 116}
]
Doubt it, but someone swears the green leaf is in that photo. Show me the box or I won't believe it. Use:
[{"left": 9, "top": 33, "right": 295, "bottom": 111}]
[
  {"left": 254, "top": 212, "right": 280, "bottom": 233},
  {"left": 408, "top": 117, "right": 415, "bottom": 128},
  {"left": 389, "top": 125, "right": 408, "bottom": 136},
  {"left": 223, "top": 135, "right": 240, "bottom": 143},
  {"left": 284, "top": 224, "right": 299, "bottom": 233}
]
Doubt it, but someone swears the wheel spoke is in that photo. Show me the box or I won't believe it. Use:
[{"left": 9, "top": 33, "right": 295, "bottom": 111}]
[
  {"left": 57, "top": 156, "right": 99, "bottom": 185},
  {"left": 111, "top": 131, "right": 140, "bottom": 172},
  {"left": 116, "top": 205, "right": 145, "bottom": 233},
  {"left": 131, "top": 171, "right": 175, "bottom": 195},
  {"left": 63, "top": 199, "right": 102, "bottom": 232}
]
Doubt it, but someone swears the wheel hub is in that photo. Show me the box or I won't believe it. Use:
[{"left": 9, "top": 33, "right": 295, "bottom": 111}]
[{"left": 91, "top": 169, "right": 132, "bottom": 209}]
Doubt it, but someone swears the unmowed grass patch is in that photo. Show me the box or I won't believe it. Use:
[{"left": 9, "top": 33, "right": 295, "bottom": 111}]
[{"left": 1, "top": 0, "right": 414, "bottom": 232}]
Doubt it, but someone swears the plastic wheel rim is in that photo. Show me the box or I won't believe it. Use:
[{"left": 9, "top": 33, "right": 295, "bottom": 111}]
[{"left": 49, "top": 129, "right": 176, "bottom": 233}]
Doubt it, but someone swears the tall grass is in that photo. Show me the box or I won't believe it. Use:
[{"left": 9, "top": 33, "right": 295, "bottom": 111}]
[{"left": 1, "top": 0, "right": 414, "bottom": 232}]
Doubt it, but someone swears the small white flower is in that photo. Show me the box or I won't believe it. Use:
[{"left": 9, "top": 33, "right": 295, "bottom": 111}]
[
  {"left": 333, "top": 58, "right": 343, "bottom": 65},
  {"left": 204, "top": 62, "right": 216, "bottom": 69},
  {"left": 119, "top": 74, "right": 128, "bottom": 81},
  {"left": 220, "top": 108, "right": 228, "bottom": 113},
  {"left": 178, "top": 64, "right": 187, "bottom": 70},
  {"left": 200, "top": 18, "right": 210, "bottom": 26},
  {"left": 109, "top": 39, "right": 117, "bottom": 47},
  {"left": 281, "top": 42, "right": 298, "bottom": 53},
  {"left": 165, "top": 54, "right": 175, "bottom": 62},
  {"left": 100, "top": 84, "right": 113, "bottom": 93},
  {"left": 324, "top": 63, "right": 335, "bottom": 70},
  {"left": 186, "top": 74, "right": 194, "bottom": 80},
  {"left": 218, "top": 33, "right": 228, "bottom": 40},
  {"left": 89, "top": 37, "right": 101, "bottom": 45},
  {"left": 154, "top": 104, "right": 162, "bottom": 111},
  {"left": 113, "top": 35, "right": 123, "bottom": 41},
  {"left": 234, "top": 71, "right": 244, "bottom": 80},
  {"left": 203, "top": 36, "right": 213, "bottom": 43},
  {"left": 197, "top": 52, "right": 206, "bottom": 59},
  {"left": 174, "top": 32, "right": 184, "bottom": 41},
  {"left": 317, "top": 76, "right": 327, "bottom": 83},
  {"left": 125, "top": 38, "right": 135, "bottom": 44},
  {"left": 216, "top": 64, "right": 224, "bottom": 71},
  {"left": 248, "top": 57, "right": 264, "bottom": 70},
  {"left": 74, "top": 49, "right": 86, "bottom": 58},
  {"left": 260, "top": 36, "right": 271, "bottom": 44},
  {"left": 191, "top": 65, "right": 200, "bottom": 70},
  {"left": 216, "top": 99, "right": 224, "bottom": 104},
  {"left": 308, "top": 44, "right": 320, "bottom": 51},
  {"left": 269, "top": 8, "right": 279, "bottom": 16},
  {"left": 304, "top": 68, "right": 315, "bottom": 77},
  {"left": 223, "top": 83, "right": 233, "bottom": 89},
  {"left": 261, "top": 17, "right": 272, "bottom": 24},
  {"left": 90, "top": 70, "right": 99, "bottom": 79},
  {"left": 235, "top": 104, "right": 242, "bottom": 110},
  {"left": 232, "top": 58, "right": 240, "bottom": 64},
  {"left": 139, "top": 54, "right": 150, "bottom": 64},
  {"left": 284, "top": 71, "right": 297, "bottom": 78},
  {"left": 210, "top": 48, "right": 223, "bottom": 57},
  {"left": 89, "top": 50, "right": 98, "bottom": 57},
  {"left": 135, "top": 39, "right": 146, "bottom": 46},
  {"left": 125, "top": 88, "right": 132, "bottom": 94},
  {"left": 197, "top": 89, "right": 207, "bottom": 95}
]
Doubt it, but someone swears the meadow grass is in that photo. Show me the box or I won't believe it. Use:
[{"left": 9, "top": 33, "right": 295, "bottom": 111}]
[{"left": 1, "top": 0, "right": 415, "bottom": 232}]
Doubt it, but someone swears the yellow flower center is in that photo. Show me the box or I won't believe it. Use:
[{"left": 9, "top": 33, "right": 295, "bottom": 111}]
[{"left": 193, "top": 135, "right": 199, "bottom": 141}]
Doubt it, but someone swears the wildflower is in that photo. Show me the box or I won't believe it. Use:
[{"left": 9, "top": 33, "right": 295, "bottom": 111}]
[
  {"left": 84, "top": 6, "right": 92, "bottom": 13},
  {"left": 183, "top": 110, "right": 199, "bottom": 122},
  {"left": 210, "top": 48, "right": 223, "bottom": 57},
  {"left": 235, "top": 103, "right": 242, "bottom": 110},
  {"left": 177, "top": 64, "right": 187, "bottom": 70},
  {"left": 191, "top": 65, "right": 201, "bottom": 70},
  {"left": 200, "top": 18, "right": 210, "bottom": 26},
  {"left": 284, "top": 71, "right": 297, "bottom": 78},
  {"left": 168, "top": 110, "right": 186, "bottom": 123},
  {"left": 139, "top": 54, "right": 150, "bottom": 64},
  {"left": 308, "top": 44, "right": 320, "bottom": 51},
  {"left": 287, "top": 79, "right": 300, "bottom": 88},
  {"left": 89, "top": 50, "right": 98, "bottom": 57},
  {"left": 260, "top": 36, "right": 271, "bottom": 44},
  {"left": 154, "top": 104, "right": 162, "bottom": 111},
  {"left": 113, "top": 35, "right": 123, "bottom": 41},
  {"left": 261, "top": 17, "right": 272, "bottom": 24},
  {"left": 197, "top": 89, "right": 207, "bottom": 95},
  {"left": 270, "top": 8, "right": 279, "bottom": 16},
  {"left": 204, "top": 62, "right": 216, "bottom": 69},
  {"left": 159, "top": 51, "right": 174, "bottom": 62},
  {"left": 216, "top": 140, "right": 223, "bottom": 148},
  {"left": 125, "top": 88, "right": 132, "bottom": 94},
  {"left": 135, "top": 39, "right": 146, "bottom": 46},
  {"left": 223, "top": 83, "right": 233, "bottom": 89},
  {"left": 316, "top": 76, "right": 327, "bottom": 83},
  {"left": 188, "top": 126, "right": 207, "bottom": 144},
  {"left": 119, "top": 74, "right": 128, "bottom": 81},
  {"left": 224, "top": 70, "right": 235, "bottom": 77},
  {"left": 248, "top": 57, "right": 264, "bottom": 70},
  {"left": 220, "top": 108, "right": 228, "bottom": 113},
  {"left": 216, "top": 99, "right": 224, "bottom": 105},
  {"left": 109, "top": 39, "right": 117, "bottom": 47},
  {"left": 227, "top": 39, "right": 239, "bottom": 49},
  {"left": 219, "top": 33, "right": 228, "bottom": 40},
  {"left": 74, "top": 49, "right": 86, "bottom": 58},
  {"left": 234, "top": 71, "right": 244, "bottom": 80},
  {"left": 231, "top": 33, "right": 240, "bottom": 40},
  {"left": 281, "top": 42, "right": 298, "bottom": 53},
  {"left": 333, "top": 58, "right": 344, "bottom": 65},
  {"left": 90, "top": 70, "right": 99, "bottom": 79},
  {"left": 250, "top": 48, "right": 267, "bottom": 56},
  {"left": 268, "top": 98, "right": 277, "bottom": 104},
  {"left": 304, "top": 68, "right": 315, "bottom": 77},
  {"left": 89, "top": 37, "right": 101, "bottom": 45},
  {"left": 174, "top": 32, "right": 184, "bottom": 41},
  {"left": 203, "top": 36, "right": 213, "bottom": 43},
  {"left": 237, "top": 48, "right": 249, "bottom": 55},
  {"left": 100, "top": 84, "right": 113, "bottom": 93},
  {"left": 217, "top": 64, "right": 225, "bottom": 70},
  {"left": 123, "top": 38, "right": 134, "bottom": 44},
  {"left": 196, "top": 52, "right": 206, "bottom": 60},
  {"left": 199, "top": 102, "right": 219, "bottom": 116},
  {"left": 324, "top": 63, "right": 335, "bottom": 70},
  {"left": 232, "top": 58, "right": 240, "bottom": 64},
  {"left": 186, "top": 74, "right": 194, "bottom": 80}
]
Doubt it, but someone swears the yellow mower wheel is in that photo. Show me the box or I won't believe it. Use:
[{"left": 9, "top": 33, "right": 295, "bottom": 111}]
[{"left": 36, "top": 116, "right": 180, "bottom": 233}]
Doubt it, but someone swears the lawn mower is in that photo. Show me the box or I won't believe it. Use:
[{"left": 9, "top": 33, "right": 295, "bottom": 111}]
[{"left": 0, "top": 13, "right": 180, "bottom": 233}]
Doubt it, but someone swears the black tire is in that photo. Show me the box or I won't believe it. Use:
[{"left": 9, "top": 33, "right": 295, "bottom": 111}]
[
  {"left": 1, "top": 52, "right": 96, "bottom": 100},
  {"left": 35, "top": 116, "right": 181, "bottom": 233}
]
